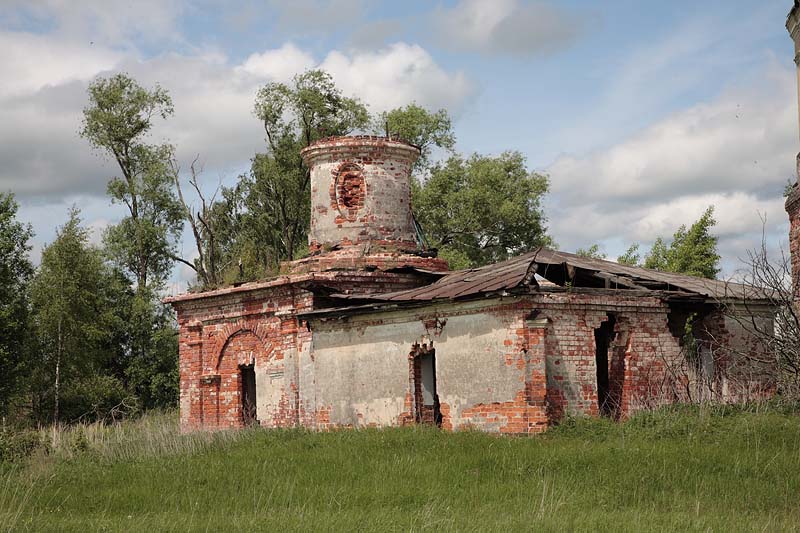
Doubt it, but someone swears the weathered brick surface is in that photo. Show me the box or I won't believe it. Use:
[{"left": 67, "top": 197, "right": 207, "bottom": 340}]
[
  {"left": 788, "top": 188, "right": 800, "bottom": 301},
  {"left": 174, "top": 286, "right": 774, "bottom": 433},
  {"left": 173, "top": 271, "right": 436, "bottom": 432},
  {"left": 302, "top": 136, "right": 421, "bottom": 256}
]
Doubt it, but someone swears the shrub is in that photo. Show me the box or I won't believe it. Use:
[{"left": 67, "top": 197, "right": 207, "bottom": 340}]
[
  {"left": 0, "top": 429, "right": 47, "bottom": 463},
  {"left": 59, "top": 375, "right": 139, "bottom": 423}
]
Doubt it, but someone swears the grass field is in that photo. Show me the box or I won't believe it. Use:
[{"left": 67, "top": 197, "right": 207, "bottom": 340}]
[{"left": 2, "top": 404, "right": 799, "bottom": 532}]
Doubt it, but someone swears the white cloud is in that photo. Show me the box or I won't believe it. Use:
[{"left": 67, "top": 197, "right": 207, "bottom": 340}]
[
  {"left": 238, "top": 43, "right": 316, "bottom": 82},
  {"left": 0, "top": 33, "right": 471, "bottom": 201},
  {"left": 0, "top": 31, "right": 145, "bottom": 199},
  {"left": 320, "top": 43, "right": 472, "bottom": 113},
  {"left": 0, "top": 31, "right": 122, "bottom": 98},
  {"left": 545, "top": 64, "right": 796, "bottom": 274},
  {"left": 431, "top": 0, "right": 580, "bottom": 57},
  {"left": 549, "top": 65, "right": 795, "bottom": 207},
  {"left": 0, "top": 31, "right": 121, "bottom": 99}
]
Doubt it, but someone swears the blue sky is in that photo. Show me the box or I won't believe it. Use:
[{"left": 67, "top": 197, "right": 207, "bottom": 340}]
[{"left": 1, "top": 0, "right": 797, "bottom": 293}]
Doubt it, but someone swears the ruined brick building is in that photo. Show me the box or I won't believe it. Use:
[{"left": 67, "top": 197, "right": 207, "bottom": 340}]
[{"left": 166, "top": 135, "right": 776, "bottom": 434}]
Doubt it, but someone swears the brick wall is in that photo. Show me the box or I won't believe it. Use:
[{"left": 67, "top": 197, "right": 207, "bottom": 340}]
[
  {"left": 788, "top": 191, "right": 800, "bottom": 301},
  {"left": 172, "top": 270, "right": 432, "bottom": 432},
  {"left": 534, "top": 293, "right": 683, "bottom": 420},
  {"left": 174, "top": 284, "right": 310, "bottom": 431},
  {"left": 172, "top": 282, "right": 774, "bottom": 434}
]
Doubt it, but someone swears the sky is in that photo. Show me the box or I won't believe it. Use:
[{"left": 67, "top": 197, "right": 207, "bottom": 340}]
[{"left": 1, "top": 0, "right": 798, "bottom": 294}]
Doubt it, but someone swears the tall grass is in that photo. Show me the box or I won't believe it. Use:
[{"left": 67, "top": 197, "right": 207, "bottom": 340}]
[
  {"left": 40, "top": 410, "right": 249, "bottom": 463},
  {"left": 1, "top": 403, "right": 799, "bottom": 531}
]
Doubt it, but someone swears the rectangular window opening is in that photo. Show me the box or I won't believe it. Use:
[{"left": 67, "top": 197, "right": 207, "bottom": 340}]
[{"left": 240, "top": 364, "right": 258, "bottom": 426}]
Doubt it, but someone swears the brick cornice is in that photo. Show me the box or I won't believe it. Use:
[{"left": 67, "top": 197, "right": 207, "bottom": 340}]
[{"left": 786, "top": 185, "right": 800, "bottom": 215}]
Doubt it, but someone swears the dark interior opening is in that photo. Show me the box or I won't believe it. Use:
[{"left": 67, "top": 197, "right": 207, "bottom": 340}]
[
  {"left": 413, "top": 348, "right": 441, "bottom": 427},
  {"left": 594, "top": 314, "right": 616, "bottom": 417},
  {"left": 240, "top": 364, "right": 257, "bottom": 426}
]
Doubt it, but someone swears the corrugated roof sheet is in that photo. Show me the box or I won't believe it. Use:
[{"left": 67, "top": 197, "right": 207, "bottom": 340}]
[
  {"left": 330, "top": 247, "right": 770, "bottom": 302},
  {"left": 531, "top": 248, "right": 768, "bottom": 299}
]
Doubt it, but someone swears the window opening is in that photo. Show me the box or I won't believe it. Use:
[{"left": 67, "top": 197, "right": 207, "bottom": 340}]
[
  {"left": 413, "top": 347, "right": 441, "bottom": 427},
  {"left": 240, "top": 364, "right": 258, "bottom": 426},
  {"left": 594, "top": 314, "right": 617, "bottom": 417}
]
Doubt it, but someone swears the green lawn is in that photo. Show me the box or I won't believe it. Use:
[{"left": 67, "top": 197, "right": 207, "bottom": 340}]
[{"left": 2, "top": 405, "right": 800, "bottom": 532}]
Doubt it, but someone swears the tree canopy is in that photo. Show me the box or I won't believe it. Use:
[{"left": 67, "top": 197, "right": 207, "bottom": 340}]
[
  {"left": 0, "top": 193, "right": 33, "bottom": 415},
  {"left": 81, "top": 73, "right": 183, "bottom": 292},
  {"left": 617, "top": 244, "right": 641, "bottom": 266},
  {"left": 576, "top": 244, "right": 607, "bottom": 260},
  {"left": 374, "top": 103, "right": 456, "bottom": 171},
  {"left": 30, "top": 209, "right": 125, "bottom": 423},
  {"left": 81, "top": 74, "right": 181, "bottom": 413},
  {"left": 622, "top": 206, "right": 720, "bottom": 279},
  {"left": 413, "top": 152, "right": 552, "bottom": 269},
  {"left": 213, "top": 70, "right": 371, "bottom": 280}
]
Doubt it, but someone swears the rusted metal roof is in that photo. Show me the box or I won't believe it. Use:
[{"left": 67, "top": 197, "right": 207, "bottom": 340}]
[
  {"left": 330, "top": 247, "right": 770, "bottom": 303},
  {"left": 531, "top": 248, "right": 769, "bottom": 300},
  {"left": 330, "top": 250, "right": 538, "bottom": 302}
]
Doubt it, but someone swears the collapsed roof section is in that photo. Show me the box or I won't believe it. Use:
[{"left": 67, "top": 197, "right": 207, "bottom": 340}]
[{"left": 327, "top": 247, "right": 770, "bottom": 304}]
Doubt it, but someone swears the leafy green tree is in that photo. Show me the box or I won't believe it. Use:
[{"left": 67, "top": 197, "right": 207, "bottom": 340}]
[
  {"left": 413, "top": 152, "right": 552, "bottom": 269},
  {"left": 81, "top": 73, "right": 184, "bottom": 292},
  {"left": 576, "top": 244, "right": 606, "bottom": 260},
  {"left": 0, "top": 193, "right": 33, "bottom": 416},
  {"left": 123, "top": 289, "right": 179, "bottom": 409},
  {"left": 617, "top": 244, "right": 641, "bottom": 266},
  {"left": 81, "top": 74, "right": 182, "bottom": 411},
  {"left": 30, "top": 209, "right": 117, "bottom": 423},
  {"left": 374, "top": 103, "right": 456, "bottom": 170},
  {"left": 643, "top": 237, "right": 669, "bottom": 271},
  {"left": 219, "top": 70, "right": 370, "bottom": 278},
  {"left": 643, "top": 206, "right": 720, "bottom": 279}
]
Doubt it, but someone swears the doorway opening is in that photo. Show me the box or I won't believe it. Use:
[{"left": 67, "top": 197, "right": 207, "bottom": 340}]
[
  {"left": 594, "top": 314, "right": 617, "bottom": 417},
  {"left": 412, "top": 346, "right": 441, "bottom": 427},
  {"left": 240, "top": 364, "right": 258, "bottom": 426}
]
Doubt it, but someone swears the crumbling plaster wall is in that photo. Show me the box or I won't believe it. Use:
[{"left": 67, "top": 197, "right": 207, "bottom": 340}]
[
  {"left": 790, "top": 197, "right": 800, "bottom": 300},
  {"left": 307, "top": 298, "right": 548, "bottom": 433},
  {"left": 174, "top": 281, "right": 776, "bottom": 434},
  {"left": 172, "top": 270, "right": 435, "bottom": 432},
  {"left": 307, "top": 293, "right": 696, "bottom": 433}
]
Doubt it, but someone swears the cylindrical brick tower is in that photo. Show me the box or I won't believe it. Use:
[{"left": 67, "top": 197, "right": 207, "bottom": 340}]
[
  {"left": 286, "top": 136, "right": 448, "bottom": 273},
  {"left": 303, "top": 136, "right": 420, "bottom": 252}
]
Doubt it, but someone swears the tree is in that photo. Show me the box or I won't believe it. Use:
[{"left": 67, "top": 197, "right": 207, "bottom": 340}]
[
  {"left": 219, "top": 70, "right": 370, "bottom": 278},
  {"left": 643, "top": 237, "right": 668, "bottom": 271},
  {"left": 81, "top": 73, "right": 184, "bottom": 292},
  {"left": 172, "top": 157, "right": 226, "bottom": 290},
  {"left": 81, "top": 74, "right": 182, "bottom": 411},
  {"left": 374, "top": 103, "right": 456, "bottom": 171},
  {"left": 643, "top": 206, "right": 720, "bottom": 279},
  {"left": 712, "top": 228, "right": 799, "bottom": 398},
  {"left": 413, "top": 152, "right": 552, "bottom": 269},
  {"left": 576, "top": 244, "right": 606, "bottom": 260},
  {"left": 123, "top": 289, "right": 179, "bottom": 409},
  {"left": 30, "top": 209, "right": 115, "bottom": 423},
  {"left": 617, "top": 244, "right": 641, "bottom": 266},
  {"left": 0, "top": 193, "right": 33, "bottom": 416}
]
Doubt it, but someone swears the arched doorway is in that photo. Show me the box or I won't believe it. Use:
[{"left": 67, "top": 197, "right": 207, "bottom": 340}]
[{"left": 218, "top": 330, "right": 263, "bottom": 428}]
